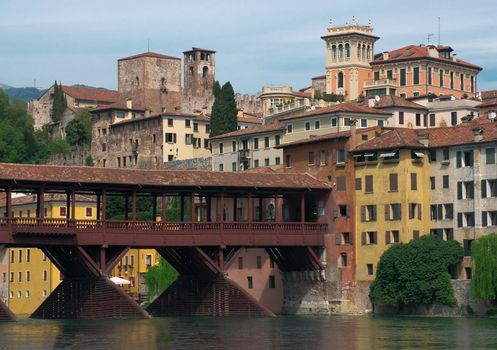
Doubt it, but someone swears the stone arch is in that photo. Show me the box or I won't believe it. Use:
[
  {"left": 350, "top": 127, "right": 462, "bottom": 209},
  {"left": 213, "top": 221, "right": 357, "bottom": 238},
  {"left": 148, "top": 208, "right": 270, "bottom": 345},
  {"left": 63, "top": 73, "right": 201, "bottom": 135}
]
[
  {"left": 338, "top": 44, "right": 343, "bottom": 60},
  {"left": 338, "top": 71, "right": 344, "bottom": 89},
  {"left": 332, "top": 45, "right": 337, "bottom": 61},
  {"left": 202, "top": 66, "right": 209, "bottom": 78},
  {"left": 345, "top": 43, "right": 350, "bottom": 58}
]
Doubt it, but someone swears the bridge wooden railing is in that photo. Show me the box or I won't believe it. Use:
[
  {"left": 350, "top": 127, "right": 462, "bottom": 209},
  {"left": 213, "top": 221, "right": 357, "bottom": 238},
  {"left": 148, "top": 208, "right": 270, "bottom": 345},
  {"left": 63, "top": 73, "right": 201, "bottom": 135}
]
[{"left": 0, "top": 218, "right": 328, "bottom": 234}]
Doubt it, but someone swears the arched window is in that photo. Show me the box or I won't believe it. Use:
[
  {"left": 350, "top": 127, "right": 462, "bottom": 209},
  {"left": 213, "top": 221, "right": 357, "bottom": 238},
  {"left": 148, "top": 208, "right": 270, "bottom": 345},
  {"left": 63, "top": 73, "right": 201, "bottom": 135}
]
[
  {"left": 345, "top": 43, "right": 350, "bottom": 58},
  {"left": 338, "top": 44, "right": 343, "bottom": 59},
  {"left": 190, "top": 67, "right": 194, "bottom": 76},
  {"left": 367, "top": 45, "right": 371, "bottom": 60},
  {"left": 332, "top": 45, "right": 337, "bottom": 61},
  {"left": 266, "top": 203, "right": 275, "bottom": 221},
  {"left": 357, "top": 43, "right": 361, "bottom": 59},
  {"left": 200, "top": 53, "right": 205, "bottom": 60},
  {"left": 362, "top": 45, "right": 366, "bottom": 61},
  {"left": 338, "top": 72, "right": 344, "bottom": 88},
  {"left": 135, "top": 76, "right": 139, "bottom": 87},
  {"left": 202, "top": 66, "right": 209, "bottom": 78},
  {"left": 161, "top": 77, "right": 166, "bottom": 86}
]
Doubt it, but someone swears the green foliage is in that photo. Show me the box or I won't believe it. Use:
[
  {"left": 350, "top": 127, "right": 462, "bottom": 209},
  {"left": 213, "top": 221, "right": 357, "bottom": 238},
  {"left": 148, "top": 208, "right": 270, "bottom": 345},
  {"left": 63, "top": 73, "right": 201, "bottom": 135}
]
[
  {"left": 313, "top": 90, "right": 322, "bottom": 100},
  {"left": 471, "top": 233, "right": 497, "bottom": 301},
  {"left": 3, "top": 87, "right": 43, "bottom": 102},
  {"left": 322, "top": 92, "right": 345, "bottom": 102},
  {"left": 370, "top": 235, "right": 463, "bottom": 307},
  {"left": 209, "top": 81, "right": 237, "bottom": 137},
  {"left": 51, "top": 81, "right": 67, "bottom": 123},
  {"left": 85, "top": 155, "right": 94, "bottom": 167},
  {"left": 66, "top": 109, "right": 91, "bottom": 147},
  {"left": 144, "top": 256, "right": 178, "bottom": 302},
  {"left": 46, "top": 138, "right": 70, "bottom": 155},
  {"left": 213, "top": 80, "right": 221, "bottom": 98},
  {"left": 105, "top": 195, "right": 183, "bottom": 221},
  {"left": 486, "top": 308, "right": 497, "bottom": 316}
]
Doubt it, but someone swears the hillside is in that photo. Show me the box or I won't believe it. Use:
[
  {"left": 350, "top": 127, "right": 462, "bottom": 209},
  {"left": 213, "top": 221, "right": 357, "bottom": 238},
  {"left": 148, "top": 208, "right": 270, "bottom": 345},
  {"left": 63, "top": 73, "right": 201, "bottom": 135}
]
[{"left": 0, "top": 86, "right": 44, "bottom": 101}]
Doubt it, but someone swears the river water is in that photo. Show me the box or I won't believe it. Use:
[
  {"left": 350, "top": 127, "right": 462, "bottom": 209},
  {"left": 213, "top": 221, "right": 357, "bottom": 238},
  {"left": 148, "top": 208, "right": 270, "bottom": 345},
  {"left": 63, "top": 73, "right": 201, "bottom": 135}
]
[{"left": 0, "top": 316, "right": 496, "bottom": 349}]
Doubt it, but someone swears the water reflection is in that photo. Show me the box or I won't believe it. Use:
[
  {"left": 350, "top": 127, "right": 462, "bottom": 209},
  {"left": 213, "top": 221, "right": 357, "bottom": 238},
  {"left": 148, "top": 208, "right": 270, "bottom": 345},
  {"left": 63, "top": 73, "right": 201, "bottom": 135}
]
[{"left": 0, "top": 316, "right": 496, "bottom": 349}]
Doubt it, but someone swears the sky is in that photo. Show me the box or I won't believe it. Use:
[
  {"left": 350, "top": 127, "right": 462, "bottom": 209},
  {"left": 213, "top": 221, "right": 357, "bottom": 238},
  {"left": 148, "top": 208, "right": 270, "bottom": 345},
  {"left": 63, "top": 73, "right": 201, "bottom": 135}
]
[{"left": 1, "top": 0, "right": 497, "bottom": 94}]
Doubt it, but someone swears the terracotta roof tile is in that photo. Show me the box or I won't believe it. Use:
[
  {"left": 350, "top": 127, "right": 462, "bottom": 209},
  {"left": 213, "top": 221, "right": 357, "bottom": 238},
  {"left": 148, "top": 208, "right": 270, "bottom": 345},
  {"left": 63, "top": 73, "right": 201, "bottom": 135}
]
[
  {"left": 312, "top": 75, "right": 326, "bottom": 80},
  {"left": 354, "top": 128, "right": 425, "bottom": 151},
  {"left": 2, "top": 193, "right": 95, "bottom": 207},
  {"left": 424, "top": 118, "right": 497, "bottom": 148},
  {"left": 476, "top": 98, "right": 497, "bottom": 108},
  {"left": 237, "top": 115, "right": 263, "bottom": 124},
  {"left": 373, "top": 95, "right": 427, "bottom": 110},
  {"left": 209, "top": 122, "right": 285, "bottom": 140},
  {"left": 276, "top": 131, "right": 351, "bottom": 148},
  {"left": 0, "top": 163, "right": 331, "bottom": 190},
  {"left": 91, "top": 101, "right": 147, "bottom": 112},
  {"left": 372, "top": 45, "right": 482, "bottom": 70},
  {"left": 62, "top": 85, "right": 119, "bottom": 104},
  {"left": 481, "top": 90, "right": 497, "bottom": 100},
  {"left": 118, "top": 52, "right": 181, "bottom": 61},
  {"left": 280, "top": 103, "right": 391, "bottom": 121}
]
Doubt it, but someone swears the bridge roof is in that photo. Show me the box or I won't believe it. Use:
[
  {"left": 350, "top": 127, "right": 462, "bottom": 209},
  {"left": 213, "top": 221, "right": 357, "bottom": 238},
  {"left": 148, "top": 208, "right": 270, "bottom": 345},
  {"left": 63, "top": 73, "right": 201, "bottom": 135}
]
[{"left": 0, "top": 163, "right": 330, "bottom": 192}]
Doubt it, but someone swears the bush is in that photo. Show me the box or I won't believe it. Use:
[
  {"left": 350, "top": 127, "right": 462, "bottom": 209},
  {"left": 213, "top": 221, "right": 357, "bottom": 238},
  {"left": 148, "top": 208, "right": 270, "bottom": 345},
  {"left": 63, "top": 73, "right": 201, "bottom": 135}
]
[
  {"left": 370, "top": 235, "right": 463, "bottom": 307},
  {"left": 471, "top": 233, "right": 497, "bottom": 301}
]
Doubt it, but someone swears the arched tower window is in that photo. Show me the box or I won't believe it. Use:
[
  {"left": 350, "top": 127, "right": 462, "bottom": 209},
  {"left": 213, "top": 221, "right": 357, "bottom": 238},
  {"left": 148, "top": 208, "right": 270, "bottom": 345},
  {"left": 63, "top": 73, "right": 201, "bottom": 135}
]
[
  {"left": 338, "top": 72, "right": 344, "bottom": 89},
  {"left": 161, "top": 77, "right": 166, "bottom": 86},
  {"left": 200, "top": 53, "right": 205, "bottom": 60},
  {"left": 345, "top": 43, "right": 350, "bottom": 58},
  {"left": 357, "top": 43, "right": 361, "bottom": 59},
  {"left": 135, "top": 76, "right": 139, "bottom": 87},
  {"left": 190, "top": 67, "right": 194, "bottom": 76},
  {"left": 362, "top": 45, "right": 366, "bottom": 61},
  {"left": 367, "top": 45, "right": 371, "bottom": 60},
  {"left": 202, "top": 66, "right": 209, "bottom": 78},
  {"left": 338, "top": 44, "right": 343, "bottom": 60},
  {"left": 332, "top": 45, "right": 337, "bottom": 61}
]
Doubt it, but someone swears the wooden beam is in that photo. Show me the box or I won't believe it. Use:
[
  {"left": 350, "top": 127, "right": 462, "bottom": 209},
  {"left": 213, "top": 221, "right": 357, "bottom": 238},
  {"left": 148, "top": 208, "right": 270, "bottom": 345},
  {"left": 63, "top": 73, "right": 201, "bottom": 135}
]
[
  {"left": 131, "top": 191, "right": 137, "bottom": 222},
  {"left": 161, "top": 193, "right": 167, "bottom": 222}
]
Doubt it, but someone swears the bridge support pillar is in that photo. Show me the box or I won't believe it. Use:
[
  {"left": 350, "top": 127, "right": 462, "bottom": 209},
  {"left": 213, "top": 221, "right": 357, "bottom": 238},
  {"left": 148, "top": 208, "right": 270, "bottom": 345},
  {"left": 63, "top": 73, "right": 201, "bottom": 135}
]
[
  {"left": 147, "top": 247, "right": 275, "bottom": 317},
  {"left": 30, "top": 246, "right": 149, "bottom": 319},
  {"left": 0, "top": 300, "right": 16, "bottom": 322}
]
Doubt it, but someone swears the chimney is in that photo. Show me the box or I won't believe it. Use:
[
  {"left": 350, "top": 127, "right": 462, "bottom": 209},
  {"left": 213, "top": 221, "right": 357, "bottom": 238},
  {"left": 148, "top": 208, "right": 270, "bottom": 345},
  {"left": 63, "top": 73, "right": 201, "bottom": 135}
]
[
  {"left": 452, "top": 53, "right": 458, "bottom": 62},
  {"left": 417, "top": 132, "right": 429, "bottom": 147},
  {"left": 144, "top": 109, "right": 150, "bottom": 117},
  {"left": 126, "top": 98, "right": 132, "bottom": 109},
  {"left": 472, "top": 128, "right": 483, "bottom": 142},
  {"left": 368, "top": 98, "right": 376, "bottom": 108},
  {"left": 382, "top": 52, "right": 389, "bottom": 60},
  {"left": 349, "top": 119, "right": 358, "bottom": 149}
]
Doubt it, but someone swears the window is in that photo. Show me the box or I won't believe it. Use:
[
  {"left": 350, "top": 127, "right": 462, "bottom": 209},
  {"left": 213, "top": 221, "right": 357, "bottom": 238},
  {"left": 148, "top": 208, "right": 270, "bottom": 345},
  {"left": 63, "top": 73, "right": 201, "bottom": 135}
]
[
  {"left": 471, "top": 76, "right": 474, "bottom": 93},
  {"left": 389, "top": 173, "right": 398, "bottom": 192},
  {"left": 331, "top": 117, "right": 337, "bottom": 127},
  {"left": 10, "top": 250, "right": 14, "bottom": 263},
  {"left": 374, "top": 71, "right": 380, "bottom": 81},
  {"left": 456, "top": 150, "right": 473, "bottom": 168},
  {"left": 165, "top": 133, "right": 177, "bottom": 143},
  {"left": 193, "top": 123, "right": 198, "bottom": 132},
  {"left": 399, "top": 112, "right": 404, "bottom": 125},
  {"left": 338, "top": 204, "right": 348, "bottom": 218},
  {"left": 385, "top": 230, "right": 400, "bottom": 244},
  {"left": 336, "top": 148, "right": 346, "bottom": 164},
  {"left": 264, "top": 136, "right": 270, "bottom": 149},
  {"left": 337, "top": 232, "right": 352, "bottom": 245},
  {"left": 18, "top": 249, "right": 22, "bottom": 263},
  {"left": 387, "top": 70, "right": 393, "bottom": 80},
  {"left": 254, "top": 159, "right": 259, "bottom": 168},
  {"left": 385, "top": 203, "right": 402, "bottom": 221},
  {"left": 256, "top": 255, "right": 263, "bottom": 269},
  {"left": 316, "top": 150, "right": 328, "bottom": 166},
  {"left": 206, "top": 124, "right": 210, "bottom": 133},
  {"left": 428, "top": 67, "right": 432, "bottom": 85},
  {"left": 450, "top": 71, "right": 454, "bottom": 89},
  {"left": 167, "top": 119, "right": 173, "bottom": 127},
  {"left": 264, "top": 158, "right": 270, "bottom": 167},
  {"left": 338, "top": 72, "right": 344, "bottom": 88},
  {"left": 287, "top": 124, "right": 293, "bottom": 134},
  {"left": 305, "top": 122, "right": 311, "bottom": 131},
  {"left": 231, "top": 141, "right": 236, "bottom": 153},
  {"left": 451, "top": 112, "right": 457, "bottom": 126},
  {"left": 481, "top": 179, "right": 497, "bottom": 198},
  {"left": 18, "top": 271, "right": 22, "bottom": 282},
  {"left": 486, "top": 148, "right": 496, "bottom": 164},
  {"left": 59, "top": 207, "right": 67, "bottom": 217},
  {"left": 440, "top": 69, "right": 444, "bottom": 86},
  {"left": 339, "top": 253, "right": 348, "bottom": 267},
  {"left": 219, "top": 143, "right": 224, "bottom": 154},
  {"left": 336, "top": 176, "right": 346, "bottom": 191},
  {"left": 408, "top": 203, "right": 422, "bottom": 219},
  {"left": 247, "top": 276, "right": 253, "bottom": 289},
  {"left": 458, "top": 212, "right": 475, "bottom": 228},
  {"left": 43, "top": 290, "right": 47, "bottom": 297},
  {"left": 367, "top": 264, "right": 374, "bottom": 275},
  {"left": 275, "top": 135, "right": 281, "bottom": 146},
  {"left": 308, "top": 152, "right": 315, "bottom": 165},
  {"left": 457, "top": 181, "right": 474, "bottom": 199},
  {"left": 400, "top": 68, "right": 406, "bottom": 86},
  {"left": 269, "top": 276, "right": 276, "bottom": 288},
  {"left": 430, "top": 176, "right": 436, "bottom": 189},
  {"left": 204, "top": 139, "right": 209, "bottom": 149},
  {"left": 429, "top": 113, "right": 436, "bottom": 127},
  {"left": 275, "top": 157, "right": 281, "bottom": 165},
  {"left": 443, "top": 175, "right": 450, "bottom": 189},
  {"left": 315, "top": 120, "right": 320, "bottom": 129},
  {"left": 411, "top": 173, "right": 417, "bottom": 190},
  {"left": 378, "top": 120, "right": 385, "bottom": 127},
  {"left": 413, "top": 230, "right": 420, "bottom": 241},
  {"left": 413, "top": 67, "right": 419, "bottom": 85},
  {"left": 10, "top": 272, "right": 13, "bottom": 282},
  {"left": 17, "top": 291, "right": 21, "bottom": 298},
  {"left": 145, "top": 255, "right": 152, "bottom": 267},
  {"left": 415, "top": 113, "right": 421, "bottom": 126},
  {"left": 365, "top": 175, "right": 373, "bottom": 193},
  {"left": 102, "top": 143, "right": 106, "bottom": 152},
  {"left": 482, "top": 211, "right": 497, "bottom": 227},
  {"left": 431, "top": 228, "right": 454, "bottom": 240},
  {"left": 360, "top": 119, "right": 367, "bottom": 128},
  {"left": 361, "top": 205, "right": 377, "bottom": 222},
  {"left": 86, "top": 208, "right": 92, "bottom": 217},
  {"left": 185, "top": 134, "right": 193, "bottom": 145},
  {"left": 285, "top": 154, "right": 292, "bottom": 168},
  {"left": 185, "top": 119, "right": 191, "bottom": 128},
  {"left": 253, "top": 138, "right": 259, "bottom": 150},
  {"left": 232, "top": 162, "right": 237, "bottom": 172},
  {"left": 355, "top": 178, "right": 362, "bottom": 191},
  {"left": 362, "top": 232, "right": 377, "bottom": 245}
]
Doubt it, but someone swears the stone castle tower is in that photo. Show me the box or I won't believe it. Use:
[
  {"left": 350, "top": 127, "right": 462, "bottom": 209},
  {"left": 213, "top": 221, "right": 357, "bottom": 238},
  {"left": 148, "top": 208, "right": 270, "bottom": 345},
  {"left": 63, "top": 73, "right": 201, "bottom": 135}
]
[
  {"left": 321, "top": 17, "right": 378, "bottom": 101},
  {"left": 117, "top": 52, "right": 183, "bottom": 114},
  {"left": 182, "top": 47, "right": 216, "bottom": 113}
]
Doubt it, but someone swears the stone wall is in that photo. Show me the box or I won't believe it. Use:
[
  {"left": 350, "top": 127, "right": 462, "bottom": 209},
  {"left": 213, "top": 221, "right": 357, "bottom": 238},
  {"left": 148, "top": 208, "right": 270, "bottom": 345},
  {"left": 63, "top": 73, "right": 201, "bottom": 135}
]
[
  {"left": 235, "top": 93, "right": 261, "bottom": 115},
  {"left": 42, "top": 146, "right": 90, "bottom": 166},
  {"left": 163, "top": 157, "right": 212, "bottom": 171}
]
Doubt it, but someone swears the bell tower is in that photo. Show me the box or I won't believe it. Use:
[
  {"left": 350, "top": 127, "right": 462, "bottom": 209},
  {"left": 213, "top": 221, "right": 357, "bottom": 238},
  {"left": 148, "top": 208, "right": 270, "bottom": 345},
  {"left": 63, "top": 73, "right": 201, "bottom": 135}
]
[
  {"left": 183, "top": 48, "right": 216, "bottom": 99},
  {"left": 321, "top": 17, "right": 379, "bottom": 101}
]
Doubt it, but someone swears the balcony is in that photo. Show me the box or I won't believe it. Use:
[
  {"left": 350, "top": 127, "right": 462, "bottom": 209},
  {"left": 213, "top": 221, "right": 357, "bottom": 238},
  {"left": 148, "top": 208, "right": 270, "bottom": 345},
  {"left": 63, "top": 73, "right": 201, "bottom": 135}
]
[
  {"left": 239, "top": 149, "right": 251, "bottom": 159},
  {"left": 364, "top": 79, "right": 397, "bottom": 88}
]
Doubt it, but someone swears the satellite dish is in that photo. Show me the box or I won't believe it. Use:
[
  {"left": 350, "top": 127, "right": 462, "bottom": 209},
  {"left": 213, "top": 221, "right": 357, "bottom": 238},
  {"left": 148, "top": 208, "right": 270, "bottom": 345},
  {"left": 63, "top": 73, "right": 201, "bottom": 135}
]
[{"left": 375, "top": 95, "right": 380, "bottom": 102}]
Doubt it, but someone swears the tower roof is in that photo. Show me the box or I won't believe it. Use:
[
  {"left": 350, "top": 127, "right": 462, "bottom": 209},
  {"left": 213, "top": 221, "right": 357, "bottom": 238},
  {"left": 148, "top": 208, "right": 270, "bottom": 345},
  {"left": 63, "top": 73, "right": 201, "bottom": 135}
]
[
  {"left": 118, "top": 52, "right": 181, "bottom": 61},
  {"left": 183, "top": 47, "right": 216, "bottom": 54}
]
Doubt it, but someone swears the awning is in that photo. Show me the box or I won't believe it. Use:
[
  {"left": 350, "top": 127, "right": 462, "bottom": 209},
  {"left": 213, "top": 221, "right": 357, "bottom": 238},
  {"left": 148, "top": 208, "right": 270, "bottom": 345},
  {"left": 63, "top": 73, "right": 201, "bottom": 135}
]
[
  {"left": 110, "top": 276, "right": 131, "bottom": 285},
  {"left": 413, "top": 151, "right": 424, "bottom": 158},
  {"left": 352, "top": 154, "right": 363, "bottom": 158},
  {"left": 380, "top": 151, "right": 398, "bottom": 158},
  {"left": 364, "top": 153, "right": 375, "bottom": 157}
]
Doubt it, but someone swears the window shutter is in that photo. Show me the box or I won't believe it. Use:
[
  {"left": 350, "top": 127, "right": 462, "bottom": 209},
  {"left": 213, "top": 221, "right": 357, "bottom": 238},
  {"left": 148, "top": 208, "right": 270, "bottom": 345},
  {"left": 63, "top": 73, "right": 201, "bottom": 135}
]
[
  {"left": 360, "top": 206, "right": 366, "bottom": 222},
  {"left": 384, "top": 204, "right": 390, "bottom": 220},
  {"left": 417, "top": 204, "right": 422, "bottom": 220},
  {"left": 385, "top": 231, "right": 391, "bottom": 244},
  {"left": 469, "top": 182, "right": 474, "bottom": 199},
  {"left": 482, "top": 212, "right": 488, "bottom": 227},
  {"left": 457, "top": 182, "right": 463, "bottom": 200},
  {"left": 457, "top": 213, "right": 463, "bottom": 227},
  {"left": 481, "top": 180, "right": 487, "bottom": 198},
  {"left": 447, "top": 230, "right": 454, "bottom": 240},
  {"left": 335, "top": 233, "right": 342, "bottom": 245},
  {"left": 413, "top": 230, "right": 420, "bottom": 241},
  {"left": 361, "top": 232, "right": 367, "bottom": 245},
  {"left": 456, "top": 151, "right": 462, "bottom": 168},
  {"left": 332, "top": 149, "right": 337, "bottom": 164},
  {"left": 373, "top": 232, "right": 378, "bottom": 244},
  {"left": 411, "top": 173, "right": 417, "bottom": 190},
  {"left": 399, "top": 204, "right": 402, "bottom": 220},
  {"left": 173, "top": 133, "right": 177, "bottom": 143},
  {"left": 373, "top": 205, "right": 377, "bottom": 221},
  {"left": 469, "top": 151, "right": 474, "bottom": 166},
  {"left": 409, "top": 204, "right": 414, "bottom": 219},
  {"left": 437, "top": 205, "right": 443, "bottom": 220},
  {"left": 355, "top": 178, "right": 362, "bottom": 191}
]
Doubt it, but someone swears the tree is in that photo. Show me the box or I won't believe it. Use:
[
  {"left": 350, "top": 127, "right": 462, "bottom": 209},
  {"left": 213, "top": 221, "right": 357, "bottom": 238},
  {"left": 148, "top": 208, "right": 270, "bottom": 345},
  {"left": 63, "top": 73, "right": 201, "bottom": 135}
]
[
  {"left": 370, "top": 235, "right": 463, "bottom": 307},
  {"left": 209, "top": 82, "right": 238, "bottom": 137},
  {"left": 51, "top": 81, "right": 67, "bottom": 123},
  {"left": 65, "top": 109, "right": 91, "bottom": 147},
  {"left": 144, "top": 256, "right": 178, "bottom": 302},
  {"left": 471, "top": 233, "right": 497, "bottom": 301},
  {"left": 213, "top": 80, "right": 221, "bottom": 98}
]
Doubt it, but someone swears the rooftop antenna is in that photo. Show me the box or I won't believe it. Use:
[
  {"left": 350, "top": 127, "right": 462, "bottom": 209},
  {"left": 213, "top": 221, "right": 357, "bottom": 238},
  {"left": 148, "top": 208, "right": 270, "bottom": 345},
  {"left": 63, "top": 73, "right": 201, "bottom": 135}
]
[
  {"left": 427, "top": 33, "right": 434, "bottom": 45},
  {"left": 438, "top": 17, "right": 441, "bottom": 45},
  {"left": 147, "top": 39, "right": 150, "bottom": 52},
  {"left": 34, "top": 79, "right": 36, "bottom": 89}
]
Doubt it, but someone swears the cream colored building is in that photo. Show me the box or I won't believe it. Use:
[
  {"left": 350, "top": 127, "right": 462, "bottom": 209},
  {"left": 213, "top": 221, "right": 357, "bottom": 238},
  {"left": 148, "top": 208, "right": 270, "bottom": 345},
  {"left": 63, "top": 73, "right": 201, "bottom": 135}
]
[{"left": 259, "top": 86, "right": 311, "bottom": 117}]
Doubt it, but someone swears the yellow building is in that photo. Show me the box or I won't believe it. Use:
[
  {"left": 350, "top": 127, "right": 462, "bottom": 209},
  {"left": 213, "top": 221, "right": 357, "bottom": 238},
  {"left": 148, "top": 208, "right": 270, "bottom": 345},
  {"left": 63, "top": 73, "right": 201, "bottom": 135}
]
[
  {"left": 352, "top": 129, "right": 431, "bottom": 281},
  {"left": 112, "top": 249, "right": 160, "bottom": 302},
  {"left": 0, "top": 193, "right": 96, "bottom": 315}
]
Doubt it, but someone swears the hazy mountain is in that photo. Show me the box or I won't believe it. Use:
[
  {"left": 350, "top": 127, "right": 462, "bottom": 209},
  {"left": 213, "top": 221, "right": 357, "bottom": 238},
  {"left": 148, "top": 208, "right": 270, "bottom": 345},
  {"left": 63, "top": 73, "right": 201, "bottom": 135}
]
[
  {"left": 0, "top": 83, "right": 12, "bottom": 89},
  {"left": 0, "top": 84, "right": 44, "bottom": 101}
]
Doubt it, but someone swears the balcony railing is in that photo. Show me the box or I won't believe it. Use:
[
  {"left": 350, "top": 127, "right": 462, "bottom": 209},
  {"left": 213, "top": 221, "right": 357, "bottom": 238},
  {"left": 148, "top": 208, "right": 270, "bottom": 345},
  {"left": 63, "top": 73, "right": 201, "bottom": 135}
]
[
  {"left": 364, "top": 79, "right": 397, "bottom": 88},
  {"left": 0, "top": 218, "right": 328, "bottom": 235}
]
